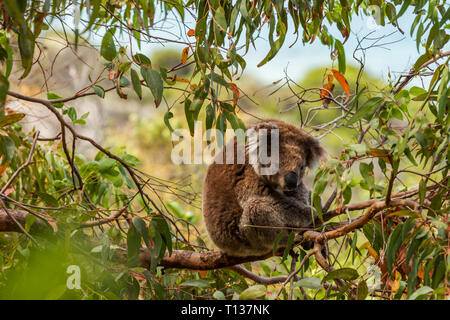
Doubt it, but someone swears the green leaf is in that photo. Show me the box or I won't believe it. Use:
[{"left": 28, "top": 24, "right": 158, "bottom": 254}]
[
  {"left": 126, "top": 224, "right": 141, "bottom": 265},
  {"left": 208, "top": 72, "right": 230, "bottom": 88},
  {"left": 294, "top": 277, "right": 323, "bottom": 290},
  {"left": 414, "top": 52, "right": 431, "bottom": 72},
  {"left": 0, "top": 74, "right": 9, "bottom": 108},
  {"left": 119, "top": 62, "right": 131, "bottom": 73},
  {"left": 272, "top": 232, "right": 284, "bottom": 256},
  {"left": 164, "top": 111, "right": 174, "bottom": 132},
  {"left": 347, "top": 97, "right": 383, "bottom": 125},
  {"left": 98, "top": 158, "right": 116, "bottom": 172},
  {"left": 133, "top": 53, "right": 151, "bottom": 67},
  {"left": 130, "top": 69, "right": 142, "bottom": 100},
  {"left": 151, "top": 216, "right": 172, "bottom": 255},
  {"left": 24, "top": 213, "right": 36, "bottom": 232},
  {"left": 205, "top": 104, "right": 214, "bottom": 141},
  {"left": 419, "top": 179, "right": 426, "bottom": 206},
  {"left": 335, "top": 39, "right": 346, "bottom": 74},
  {"left": 0, "top": 113, "right": 25, "bottom": 127},
  {"left": 84, "top": 0, "right": 100, "bottom": 32},
  {"left": 281, "top": 231, "right": 295, "bottom": 262},
  {"left": 406, "top": 231, "right": 427, "bottom": 265},
  {"left": 65, "top": 107, "right": 77, "bottom": 122},
  {"left": 119, "top": 75, "right": 129, "bottom": 87},
  {"left": 257, "top": 17, "right": 286, "bottom": 67},
  {"left": 140, "top": 66, "right": 163, "bottom": 107},
  {"left": 184, "top": 99, "right": 194, "bottom": 136},
  {"left": 179, "top": 279, "right": 210, "bottom": 289},
  {"left": 132, "top": 217, "right": 150, "bottom": 249},
  {"left": 239, "top": 285, "right": 266, "bottom": 300},
  {"left": 408, "top": 286, "right": 433, "bottom": 300},
  {"left": 93, "top": 85, "right": 105, "bottom": 98},
  {"left": 0, "top": 136, "right": 15, "bottom": 163},
  {"left": 100, "top": 30, "right": 117, "bottom": 61},
  {"left": 394, "top": 281, "right": 407, "bottom": 299},
  {"left": 3, "top": 0, "right": 25, "bottom": 22},
  {"left": 18, "top": 22, "right": 35, "bottom": 79},
  {"left": 385, "top": 224, "right": 404, "bottom": 274},
  {"left": 322, "top": 268, "right": 359, "bottom": 283},
  {"left": 213, "top": 290, "right": 226, "bottom": 300},
  {"left": 37, "top": 192, "right": 58, "bottom": 207},
  {"left": 409, "top": 86, "right": 427, "bottom": 96},
  {"left": 214, "top": 7, "right": 227, "bottom": 31},
  {"left": 357, "top": 280, "right": 368, "bottom": 300},
  {"left": 46, "top": 92, "right": 64, "bottom": 108}
]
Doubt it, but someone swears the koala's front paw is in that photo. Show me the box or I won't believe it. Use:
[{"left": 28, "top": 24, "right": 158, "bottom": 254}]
[
  {"left": 308, "top": 205, "right": 317, "bottom": 218},
  {"left": 301, "top": 240, "right": 314, "bottom": 250}
]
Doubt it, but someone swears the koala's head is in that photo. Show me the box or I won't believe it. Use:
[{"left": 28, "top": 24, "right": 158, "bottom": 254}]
[{"left": 248, "top": 120, "right": 325, "bottom": 192}]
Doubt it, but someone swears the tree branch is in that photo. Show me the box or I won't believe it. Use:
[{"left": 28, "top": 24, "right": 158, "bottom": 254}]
[{"left": 0, "top": 208, "right": 52, "bottom": 235}]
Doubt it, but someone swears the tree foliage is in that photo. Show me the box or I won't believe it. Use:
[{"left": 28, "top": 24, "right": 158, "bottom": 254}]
[{"left": 0, "top": 0, "right": 448, "bottom": 300}]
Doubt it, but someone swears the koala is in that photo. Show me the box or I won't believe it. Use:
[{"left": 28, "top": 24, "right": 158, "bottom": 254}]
[{"left": 202, "top": 119, "right": 325, "bottom": 257}]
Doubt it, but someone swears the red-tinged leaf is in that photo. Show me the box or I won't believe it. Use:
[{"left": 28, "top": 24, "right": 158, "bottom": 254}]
[
  {"left": 331, "top": 69, "right": 350, "bottom": 102},
  {"left": 181, "top": 47, "right": 189, "bottom": 64},
  {"left": 0, "top": 163, "right": 8, "bottom": 175},
  {"left": 170, "top": 77, "right": 190, "bottom": 83},
  {"left": 341, "top": 27, "right": 349, "bottom": 44},
  {"left": 229, "top": 82, "right": 240, "bottom": 106},
  {"left": 187, "top": 29, "right": 195, "bottom": 37},
  {"left": 132, "top": 273, "right": 146, "bottom": 281},
  {"left": 0, "top": 113, "right": 25, "bottom": 127},
  {"left": 320, "top": 74, "right": 334, "bottom": 105},
  {"left": 367, "top": 246, "right": 379, "bottom": 260},
  {"left": 108, "top": 69, "right": 116, "bottom": 80}
]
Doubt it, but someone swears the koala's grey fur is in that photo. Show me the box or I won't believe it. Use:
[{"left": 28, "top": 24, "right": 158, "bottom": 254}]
[{"left": 202, "top": 119, "right": 325, "bottom": 257}]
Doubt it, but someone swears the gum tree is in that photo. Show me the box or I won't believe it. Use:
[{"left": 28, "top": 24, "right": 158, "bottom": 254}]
[{"left": 0, "top": 0, "right": 448, "bottom": 300}]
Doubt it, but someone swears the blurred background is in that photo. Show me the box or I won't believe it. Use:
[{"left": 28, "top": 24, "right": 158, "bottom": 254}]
[{"left": 5, "top": 8, "right": 422, "bottom": 243}]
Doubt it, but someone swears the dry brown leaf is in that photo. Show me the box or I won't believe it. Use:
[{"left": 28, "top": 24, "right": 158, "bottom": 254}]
[{"left": 181, "top": 47, "right": 190, "bottom": 64}]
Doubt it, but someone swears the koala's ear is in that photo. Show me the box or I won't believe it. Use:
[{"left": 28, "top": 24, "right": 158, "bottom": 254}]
[
  {"left": 303, "top": 135, "right": 325, "bottom": 169},
  {"left": 247, "top": 121, "right": 279, "bottom": 151},
  {"left": 252, "top": 121, "right": 278, "bottom": 133}
]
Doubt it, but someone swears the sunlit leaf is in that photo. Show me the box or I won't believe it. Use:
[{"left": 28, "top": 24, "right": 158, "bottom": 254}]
[{"left": 239, "top": 285, "right": 266, "bottom": 300}]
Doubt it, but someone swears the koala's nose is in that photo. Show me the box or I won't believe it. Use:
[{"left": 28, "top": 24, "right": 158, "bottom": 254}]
[{"left": 284, "top": 171, "right": 298, "bottom": 189}]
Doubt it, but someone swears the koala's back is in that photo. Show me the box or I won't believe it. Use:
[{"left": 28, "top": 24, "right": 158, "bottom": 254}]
[{"left": 202, "top": 162, "right": 251, "bottom": 255}]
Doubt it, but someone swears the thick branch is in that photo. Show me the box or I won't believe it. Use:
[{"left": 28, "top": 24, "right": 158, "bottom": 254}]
[
  {"left": 0, "top": 208, "right": 52, "bottom": 234},
  {"left": 139, "top": 248, "right": 277, "bottom": 271},
  {"left": 139, "top": 198, "right": 419, "bottom": 272},
  {"left": 228, "top": 265, "right": 295, "bottom": 285}
]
